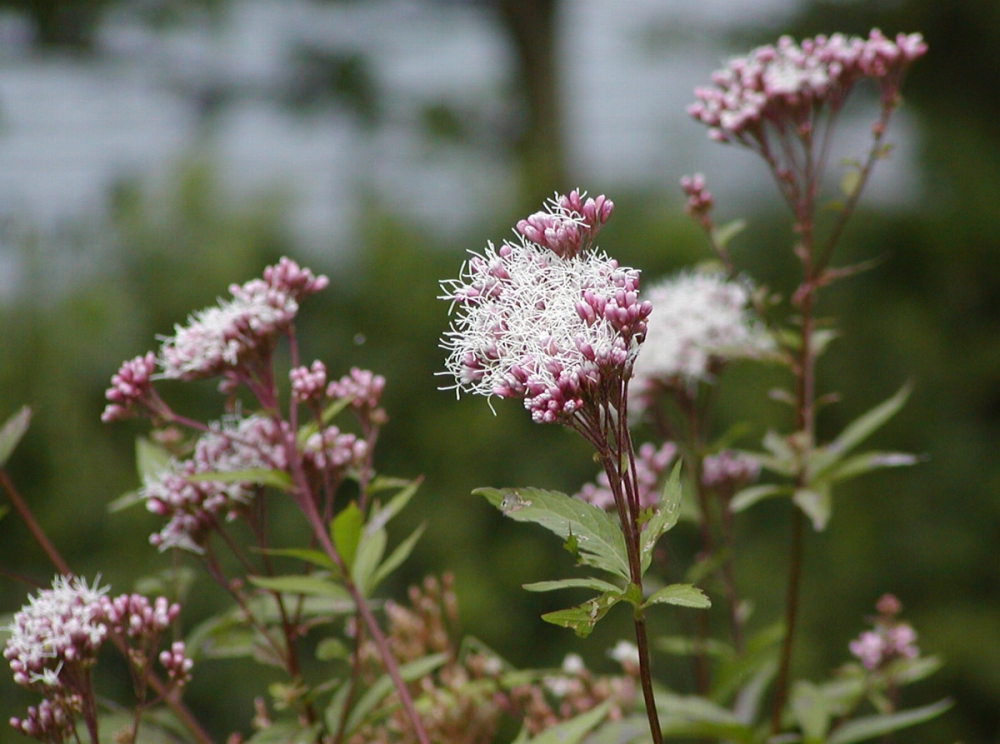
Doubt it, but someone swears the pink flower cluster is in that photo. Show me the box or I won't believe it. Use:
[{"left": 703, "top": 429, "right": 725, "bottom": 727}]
[
  {"left": 441, "top": 191, "right": 651, "bottom": 424},
  {"left": 142, "top": 414, "right": 287, "bottom": 552},
  {"left": 680, "top": 174, "right": 714, "bottom": 222},
  {"left": 4, "top": 576, "right": 191, "bottom": 742},
  {"left": 515, "top": 190, "right": 614, "bottom": 259},
  {"left": 575, "top": 442, "right": 677, "bottom": 511},
  {"left": 101, "top": 352, "right": 160, "bottom": 423},
  {"left": 848, "top": 593, "right": 920, "bottom": 671},
  {"left": 701, "top": 450, "right": 760, "bottom": 490},
  {"left": 157, "top": 257, "right": 328, "bottom": 381},
  {"left": 688, "top": 30, "right": 927, "bottom": 145}
]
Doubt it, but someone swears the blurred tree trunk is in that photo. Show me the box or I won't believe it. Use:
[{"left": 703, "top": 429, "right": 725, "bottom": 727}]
[{"left": 496, "top": 0, "right": 566, "bottom": 206}]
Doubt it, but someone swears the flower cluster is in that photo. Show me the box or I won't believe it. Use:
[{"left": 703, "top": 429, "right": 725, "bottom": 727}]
[
  {"left": 688, "top": 30, "right": 927, "bottom": 145},
  {"left": 441, "top": 191, "right": 651, "bottom": 424},
  {"left": 101, "top": 352, "right": 160, "bottom": 423},
  {"left": 4, "top": 576, "right": 190, "bottom": 742},
  {"left": 702, "top": 450, "right": 761, "bottom": 491},
  {"left": 515, "top": 190, "right": 614, "bottom": 259},
  {"left": 141, "top": 413, "right": 286, "bottom": 552},
  {"left": 327, "top": 367, "right": 388, "bottom": 425},
  {"left": 680, "top": 173, "right": 714, "bottom": 223},
  {"left": 157, "top": 257, "right": 328, "bottom": 381},
  {"left": 631, "top": 272, "right": 772, "bottom": 402},
  {"left": 848, "top": 594, "right": 920, "bottom": 671},
  {"left": 575, "top": 442, "right": 677, "bottom": 511}
]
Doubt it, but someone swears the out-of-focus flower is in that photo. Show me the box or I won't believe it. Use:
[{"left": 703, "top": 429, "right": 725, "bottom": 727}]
[
  {"left": 575, "top": 442, "right": 677, "bottom": 511},
  {"left": 688, "top": 30, "right": 927, "bottom": 145},
  {"left": 702, "top": 450, "right": 761, "bottom": 491},
  {"left": 631, "top": 272, "right": 772, "bottom": 402},
  {"left": 848, "top": 593, "right": 920, "bottom": 671}
]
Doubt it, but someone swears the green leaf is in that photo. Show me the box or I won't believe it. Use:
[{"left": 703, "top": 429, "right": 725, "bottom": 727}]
[
  {"left": 245, "top": 721, "right": 323, "bottom": 744},
  {"left": 342, "top": 653, "right": 448, "bottom": 735},
  {"left": 825, "top": 451, "right": 920, "bottom": 483},
  {"left": 827, "top": 698, "right": 952, "bottom": 744},
  {"left": 247, "top": 574, "right": 351, "bottom": 601},
  {"left": 711, "top": 219, "right": 747, "bottom": 250},
  {"left": 135, "top": 436, "right": 172, "bottom": 481},
  {"left": 528, "top": 699, "right": 612, "bottom": 743},
  {"left": 351, "top": 526, "right": 387, "bottom": 596},
  {"left": 541, "top": 592, "right": 622, "bottom": 638},
  {"left": 252, "top": 547, "right": 337, "bottom": 572},
  {"left": 107, "top": 489, "right": 144, "bottom": 513},
  {"left": 791, "top": 680, "right": 831, "bottom": 741},
  {"left": 369, "top": 523, "right": 426, "bottom": 591},
  {"left": 810, "top": 382, "right": 912, "bottom": 478},
  {"left": 640, "top": 463, "right": 683, "bottom": 573},
  {"left": 655, "top": 635, "right": 735, "bottom": 660},
  {"left": 296, "top": 397, "right": 353, "bottom": 447},
  {"left": 0, "top": 406, "right": 30, "bottom": 468},
  {"left": 840, "top": 168, "right": 862, "bottom": 199},
  {"left": 523, "top": 577, "right": 622, "bottom": 594},
  {"left": 811, "top": 328, "right": 841, "bottom": 358},
  {"left": 644, "top": 583, "right": 711, "bottom": 610},
  {"left": 656, "top": 692, "right": 755, "bottom": 742},
  {"left": 366, "top": 478, "right": 422, "bottom": 533},
  {"left": 187, "top": 468, "right": 293, "bottom": 491},
  {"left": 331, "top": 502, "right": 364, "bottom": 572},
  {"left": 475, "top": 487, "right": 630, "bottom": 580},
  {"left": 316, "top": 637, "right": 349, "bottom": 661},
  {"left": 730, "top": 484, "right": 791, "bottom": 512},
  {"left": 794, "top": 485, "right": 832, "bottom": 531}
]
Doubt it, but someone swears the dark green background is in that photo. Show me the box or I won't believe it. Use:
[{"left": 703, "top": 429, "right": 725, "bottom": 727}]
[{"left": 1, "top": 1, "right": 997, "bottom": 742}]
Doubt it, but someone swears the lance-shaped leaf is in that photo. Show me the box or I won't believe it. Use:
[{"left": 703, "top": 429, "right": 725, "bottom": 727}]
[
  {"left": 824, "top": 451, "right": 920, "bottom": 483},
  {"left": 369, "top": 523, "right": 426, "bottom": 591},
  {"left": 475, "top": 487, "right": 630, "bottom": 581},
  {"left": 644, "top": 583, "right": 711, "bottom": 610},
  {"left": 826, "top": 698, "right": 952, "bottom": 744},
  {"left": 730, "top": 484, "right": 792, "bottom": 513},
  {"left": 0, "top": 406, "right": 30, "bottom": 468},
  {"left": 523, "top": 577, "right": 623, "bottom": 594},
  {"left": 520, "top": 699, "right": 612, "bottom": 743},
  {"left": 247, "top": 574, "right": 351, "bottom": 601},
  {"left": 640, "top": 463, "right": 683, "bottom": 573},
  {"left": 541, "top": 591, "right": 623, "bottom": 638},
  {"left": 331, "top": 501, "right": 363, "bottom": 572},
  {"left": 794, "top": 484, "right": 832, "bottom": 531},
  {"left": 187, "top": 468, "right": 293, "bottom": 492},
  {"left": 809, "top": 382, "right": 912, "bottom": 481}
]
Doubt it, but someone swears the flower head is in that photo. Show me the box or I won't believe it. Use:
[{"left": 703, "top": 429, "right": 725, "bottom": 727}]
[
  {"left": 157, "top": 257, "right": 328, "bottom": 381},
  {"left": 441, "top": 192, "right": 650, "bottom": 424},
  {"left": 101, "top": 352, "right": 159, "bottom": 423},
  {"left": 848, "top": 594, "right": 920, "bottom": 671},
  {"left": 688, "top": 30, "right": 927, "bottom": 145},
  {"left": 631, "top": 272, "right": 772, "bottom": 402}
]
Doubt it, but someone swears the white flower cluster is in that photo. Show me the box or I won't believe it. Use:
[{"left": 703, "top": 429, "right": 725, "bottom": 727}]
[{"left": 631, "top": 272, "right": 772, "bottom": 398}]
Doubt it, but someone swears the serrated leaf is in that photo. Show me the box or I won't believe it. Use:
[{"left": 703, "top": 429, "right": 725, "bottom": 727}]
[
  {"left": 711, "top": 219, "right": 747, "bottom": 250},
  {"left": 475, "top": 487, "right": 630, "bottom": 580},
  {"left": 343, "top": 654, "right": 448, "bottom": 735},
  {"left": 522, "top": 578, "right": 622, "bottom": 594},
  {"left": 0, "top": 406, "right": 30, "bottom": 468},
  {"left": 644, "top": 583, "right": 711, "bottom": 609},
  {"left": 730, "top": 484, "right": 791, "bottom": 512},
  {"left": 528, "top": 699, "right": 612, "bottom": 743},
  {"left": 794, "top": 485, "right": 832, "bottom": 531},
  {"left": 541, "top": 592, "right": 622, "bottom": 638},
  {"left": 351, "top": 526, "right": 387, "bottom": 596},
  {"left": 135, "top": 436, "right": 172, "bottom": 481},
  {"left": 640, "top": 463, "right": 682, "bottom": 573},
  {"left": 369, "top": 523, "right": 426, "bottom": 591},
  {"left": 331, "top": 502, "right": 364, "bottom": 572},
  {"left": 247, "top": 574, "right": 351, "bottom": 601},
  {"left": 827, "top": 698, "right": 952, "bottom": 744},
  {"left": 187, "top": 468, "right": 293, "bottom": 491}
]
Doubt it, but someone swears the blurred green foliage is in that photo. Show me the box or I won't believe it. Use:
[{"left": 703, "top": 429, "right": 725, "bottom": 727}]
[{"left": 1, "top": 1, "right": 999, "bottom": 742}]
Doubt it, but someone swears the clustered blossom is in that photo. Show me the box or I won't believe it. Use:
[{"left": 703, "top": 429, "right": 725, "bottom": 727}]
[
  {"left": 631, "top": 272, "right": 772, "bottom": 402},
  {"left": 680, "top": 173, "right": 714, "bottom": 223},
  {"left": 441, "top": 191, "right": 652, "bottom": 424},
  {"left": 515, "top": 190, "right": 614, "bottom": 259},
  {"left": 848, "top": 594, "right": 920, "bottom": 671},
  {"left": 575, "top": 442, "right": 677, "bottom": 511},
  {"left": 157, "top": 257, "right": 328, "bottom": 381},
  {"left": 290, "top": 360, "right": 329, "bottom": 404},
  {"left": 4, "top": 576, "right": 191, "bottom": 742},
  {"left": 327, "top": 367, "right": 388, "bottom": 424},
  {"left": 688, "top": 30, "right": 927, "bottom": 145},
  {"left": 141, "top": 413, "right": 286, "bottom": 552},
  {"left": 702, "top": 450, "right": 761, "bottom": 491},
  {"left": 301, "top": 425, "right": 367, "bottom": 473},
  {"left": 101, "top": 352, "right": 160, "bottom": 423}
]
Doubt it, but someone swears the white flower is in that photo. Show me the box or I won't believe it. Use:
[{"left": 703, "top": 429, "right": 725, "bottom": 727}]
[
  {"left": 608, "top": 640, "right": 639, "bottom": 666},
  {"left": 631, "top": 272, "right": 772, "bottom": 395},
  {"left": 440, "top": 238, "right": 649, "bottom": 423}
]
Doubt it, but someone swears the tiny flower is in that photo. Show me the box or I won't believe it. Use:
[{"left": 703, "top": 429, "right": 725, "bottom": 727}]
[
  {"left": 290, "top": 360, "right": 328, "bottom": 404},
  {"left": 327, "top": 367, "right": 388, "bottom": 424},
  {"left": 608, "top": 641, "right": 640, "bottom": 675},
  {"left": 515, "top": 189, "right": 614, "bottom": 259},
  {"left": 157, "top": 258, "right": 328, "bottom": 381},
  {"left": 631, "top": 272, "right": 772, "bottom": 402},
  {"left": 102, "top": 352, "right": 159, "bottom": 422},
  {"left": 680, "top": 174, "right": 714, "bottom": 222},
  {"left": 848, "top": 594, "right": 920, "bottom": 671},
  {"left": 702, "top": 450, "right": 761, "bottom": 490}
]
